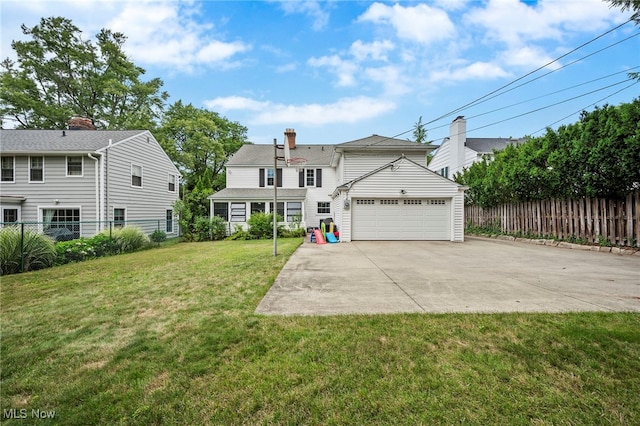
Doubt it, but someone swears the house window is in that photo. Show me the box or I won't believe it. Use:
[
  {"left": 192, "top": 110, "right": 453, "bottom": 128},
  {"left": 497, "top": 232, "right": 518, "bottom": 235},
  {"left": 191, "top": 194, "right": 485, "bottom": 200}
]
[
  {"left": 269, "top": 202, "right": 285, "bottom": 219},
  {"left": 267, "top": 168, "right": 275, "bottom": 186},
  {"left": 317, "top": 202, "right": 331, "bottom": 214},
  {"left": 230, "top": 203, "right": 246, "bottom": 222},
  {"left": 168, "top": 174, "right": 176, "bottom": 192},
  {"left": 286, "top": 202, "right": 302, "bottom": 222},
  {"left": 29, "top": 156, "right": 44, "bottom": 182},
  {"left": 439, "top": 167, "right": 449, "bottom": 178},
  {"left": 42, "top": 208, "right": 80, "bottom": 240},
  {"left": 306, "top": 169, "right": 315, "bottom": 186},
  {"left": 113, "top": 208, "right": 125, "bottom": 228},
  {"left": 1, "top": 156, "right": 15, "bottom": 182},
  {"left": 251, "top": 202, "right": 265, "bottom": 214},
  {"left": 166, "top": 209, "right": 173, "bottom": 233},
  {"left": 131, "top": 164, "right": 143, "bottom": 187},
  {"left": 3, "top": 208, "right": 18, "bottom": 223},
  {"left": 67, "top": 156, "right": 83, "bottom": 176},
  {"left": 213, "top": 202, "right": 229, "bottom": 221}
]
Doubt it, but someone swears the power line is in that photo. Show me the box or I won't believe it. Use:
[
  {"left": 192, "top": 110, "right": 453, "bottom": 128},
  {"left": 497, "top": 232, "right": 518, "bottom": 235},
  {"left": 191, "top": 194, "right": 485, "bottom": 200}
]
[{"left": 386, "top": 18, "right": 635, "bottom": 142}]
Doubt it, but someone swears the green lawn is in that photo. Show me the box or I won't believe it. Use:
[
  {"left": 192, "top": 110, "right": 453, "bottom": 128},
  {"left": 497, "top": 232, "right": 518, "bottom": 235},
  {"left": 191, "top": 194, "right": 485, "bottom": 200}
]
[{"left": 1, "top": 239, "right": 639, "bottom": 425}]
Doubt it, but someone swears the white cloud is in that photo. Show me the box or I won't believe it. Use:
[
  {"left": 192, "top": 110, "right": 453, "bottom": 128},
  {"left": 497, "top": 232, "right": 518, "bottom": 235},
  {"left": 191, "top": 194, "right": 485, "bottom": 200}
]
[
  {"left": 364, "top": 66, "right": 410, "bottom": 96},
  {"left": 430, "top": 62, "right": 511, "bottom": 82},
  {"left": 278, "top": 1, "right": 330, "bottom": 31},
  {"left": 350, "top": 40, "right": 395, "bottom": 62},
  {"left": 465, "top": 0, "right": 626, "bottom": 47},
  {"left": 358, "top": 3, "right": 456, "bottom": 45},
  {"left": 308, "top": 54, "right": 358, "bottom": 87},
  {"left": 106, "top": 2, "right": 250, "bottom": 72},
  {"left": 204, "top": 96, "right": 396, "bottom": 126},
  {"left": 500, "top": 45, "right": 559, "bottom": 70}
]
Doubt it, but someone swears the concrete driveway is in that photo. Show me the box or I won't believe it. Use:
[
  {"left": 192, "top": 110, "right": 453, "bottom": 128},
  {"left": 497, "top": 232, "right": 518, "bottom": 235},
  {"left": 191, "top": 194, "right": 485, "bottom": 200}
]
[{"left": 255, "top": 238, "right": 640, "bottom": 315}]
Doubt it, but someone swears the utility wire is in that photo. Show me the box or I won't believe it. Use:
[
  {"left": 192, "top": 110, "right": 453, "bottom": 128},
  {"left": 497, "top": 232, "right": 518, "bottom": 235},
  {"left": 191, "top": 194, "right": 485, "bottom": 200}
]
[{"left": 384, "top": 18, "right": 635, "bottom": 142}]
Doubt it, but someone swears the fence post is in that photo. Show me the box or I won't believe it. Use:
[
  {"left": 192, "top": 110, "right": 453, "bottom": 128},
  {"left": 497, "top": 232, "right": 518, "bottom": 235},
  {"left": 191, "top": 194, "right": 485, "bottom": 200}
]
[{"left": 20, "top": 222, "right": 25, "bottom": 273}]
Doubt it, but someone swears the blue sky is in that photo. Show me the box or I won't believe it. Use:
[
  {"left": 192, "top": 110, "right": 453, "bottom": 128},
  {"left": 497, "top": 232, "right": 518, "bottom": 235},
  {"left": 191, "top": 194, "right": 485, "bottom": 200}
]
[{"left": 1, "top": 0, "right": 638, "bottom": 146}]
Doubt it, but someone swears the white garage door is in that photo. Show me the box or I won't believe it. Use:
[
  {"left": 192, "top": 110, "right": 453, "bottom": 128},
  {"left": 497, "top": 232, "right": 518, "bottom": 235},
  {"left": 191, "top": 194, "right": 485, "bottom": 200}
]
[{"left": 351, "top": 198, "right": 450, "bottom": 240}]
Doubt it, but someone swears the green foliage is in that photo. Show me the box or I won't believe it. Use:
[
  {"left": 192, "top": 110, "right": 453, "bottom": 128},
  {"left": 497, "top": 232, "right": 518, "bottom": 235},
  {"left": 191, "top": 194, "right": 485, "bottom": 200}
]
[
  {"left": 247, "top": 212, "right": 284, "bottom": 239},
  {"left": 150, "top": 229, "right": 167, "bottom": 244},
  {"left": 158, "top": 101, "right": 248, "bottom": 192},
  {"left": 281, "top": 228, "right": 306, "bottom": 238},
  {"left": 173, "top": 199, "right": 194, "bottom": 241},
  {"left": 0, "top": 227, "right": 56, "bottom": 275},
  {"left": 193, "top": 216, "right": 228, "bottom": 241},
  {"left": 108, "top": 226, "right": 149, "bottom": 253},
  {"left": 55, "top": 234, "right": 115, "bottom": 265},
  {"left": 0, "top": 17, "right": 167, "bottom": 129},
  {"left": 227, "top": 224, "right": 251, "bottom": 240},
  {"left": 459, "top": 99, "right": 640, "bottom": 207}
]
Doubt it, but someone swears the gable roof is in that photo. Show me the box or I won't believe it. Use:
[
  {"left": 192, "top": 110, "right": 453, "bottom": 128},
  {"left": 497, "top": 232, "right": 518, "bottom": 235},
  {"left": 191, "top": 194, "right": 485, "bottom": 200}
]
[
  {"left": 334, "top": 155, "right": 462, "bottom": 197},
  {"left": 0, "top": 129, "right": 147, "bottom": 153},
  {"left": 466, "top": 137, "right": 526, "bottom": 154},
  {"left": 336, "top": 134, "right": 434, "bottom": 152},
  {"left": 227, "top": 144, "right": 333, "bottom": 167}
]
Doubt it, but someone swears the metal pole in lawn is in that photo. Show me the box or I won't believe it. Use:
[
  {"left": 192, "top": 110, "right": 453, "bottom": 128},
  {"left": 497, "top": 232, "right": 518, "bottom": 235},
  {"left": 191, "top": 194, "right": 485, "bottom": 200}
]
[{"left": 273, "top": 138, "right": 278, "bottom": 256}]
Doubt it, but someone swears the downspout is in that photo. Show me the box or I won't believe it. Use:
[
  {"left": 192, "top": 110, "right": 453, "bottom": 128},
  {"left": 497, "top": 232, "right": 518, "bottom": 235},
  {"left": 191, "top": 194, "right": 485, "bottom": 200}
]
[{"left": 87, "top": 153, "right": 101, "bottom": 233}]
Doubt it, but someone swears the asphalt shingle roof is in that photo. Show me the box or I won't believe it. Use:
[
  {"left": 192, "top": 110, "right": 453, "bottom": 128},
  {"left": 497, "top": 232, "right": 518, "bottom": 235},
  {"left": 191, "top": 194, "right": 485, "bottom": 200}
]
[
  {"left": 209, "top": 188, "right": 307, "bottom": 200},
  {"left": 0, "top": 129, "right": 147, "bottom": 153},
  {"left": 227, "top": 144, "right": 333, "bottom": 166},
  {"left": 337, "top": 134, "right": 433, "bottom": 150}
]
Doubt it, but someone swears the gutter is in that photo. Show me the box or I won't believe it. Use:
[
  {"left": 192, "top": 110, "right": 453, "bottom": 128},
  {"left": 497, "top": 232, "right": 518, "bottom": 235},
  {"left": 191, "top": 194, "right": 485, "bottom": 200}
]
[{"left": 87, "top": 153, "right": 101, "bottom": 231}]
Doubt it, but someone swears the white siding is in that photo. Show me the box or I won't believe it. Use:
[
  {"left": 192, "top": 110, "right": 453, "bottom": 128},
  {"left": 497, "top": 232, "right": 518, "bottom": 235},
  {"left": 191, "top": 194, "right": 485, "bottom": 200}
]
[
  {"left": 428, "top": 139, "right": 450, "bottom": 174},
  {"left": 340, "top": 159, "right": 464, "bottom": 242},
  {"left": 342, "top": 152, "right": 427, "bottom": 182}
]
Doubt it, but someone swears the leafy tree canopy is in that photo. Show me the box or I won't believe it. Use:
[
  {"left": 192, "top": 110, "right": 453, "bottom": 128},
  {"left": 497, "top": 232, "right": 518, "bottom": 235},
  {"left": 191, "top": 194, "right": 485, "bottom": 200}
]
[
  {"left": 457, "top": 98, "right": 640, "bottom": 207},
  {"left": 158, "top": 100, "right": 249, "bottom": 192},
  {"left": 0, "top": 16, "right": 168, "bottom": 129}
]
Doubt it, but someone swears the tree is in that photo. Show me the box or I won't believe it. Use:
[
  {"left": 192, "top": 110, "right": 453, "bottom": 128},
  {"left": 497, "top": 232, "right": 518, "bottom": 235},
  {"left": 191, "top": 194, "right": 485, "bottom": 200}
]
[
  {"left": 412, "top": 116, "right": 427, "bottom": 144},
  {"left": 0, "top": 17, "right": 167, "bottom": 129},
  {"left": 158, "top": 101, "right": 248, "bottom": 192}
]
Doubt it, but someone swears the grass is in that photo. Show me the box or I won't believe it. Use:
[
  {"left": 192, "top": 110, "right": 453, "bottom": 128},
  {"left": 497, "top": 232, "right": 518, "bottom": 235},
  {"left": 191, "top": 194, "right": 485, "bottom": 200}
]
[{"left": 1, "top": 239, "right": 639, "bottom": 425}]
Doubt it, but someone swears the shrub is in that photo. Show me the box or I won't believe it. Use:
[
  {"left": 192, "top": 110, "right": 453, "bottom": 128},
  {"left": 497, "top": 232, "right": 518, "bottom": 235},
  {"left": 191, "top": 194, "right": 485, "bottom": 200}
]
[
  {"left": 193, "top": 216, "right": 212, "bottom": 241},
  {"left": 247, "top": 212, "right": 283, "bottom": 239},
  {"left": 227, "top": 224, "right": 250, "bottom": 240},
  {"left": 210, "top": 216, "right": 228, "bottom": 241},
  {"left": 281, "top": 228, "right": 305, "bottom": 238},
  {"left": 0, "top": 226, "right": 56, "bottom": 275},
  {"left": 150, "top": 229, "right": 167, "bottom": 245},
  {"left": 55, "top": 234, "right": 115, "bottom": 265},
  {"left": 109, "top": 226, "right": 149, "bottom": 253}
]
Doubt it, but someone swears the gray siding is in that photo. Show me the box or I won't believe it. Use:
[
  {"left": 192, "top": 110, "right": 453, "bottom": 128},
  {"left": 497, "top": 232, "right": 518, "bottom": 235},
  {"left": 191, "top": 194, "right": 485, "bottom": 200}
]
[
  {"left": 0, "top": 154, "right": 99, "bottom": 236},
  {"left": 103, "top": 133, "right": 180, "bottom": 235}
]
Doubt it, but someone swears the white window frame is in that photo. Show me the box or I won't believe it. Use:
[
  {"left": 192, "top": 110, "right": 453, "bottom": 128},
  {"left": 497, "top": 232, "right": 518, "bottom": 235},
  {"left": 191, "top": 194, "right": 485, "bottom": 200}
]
[
  {"left": 168, "top": 174, "right": 177, "bottom": 192},
  {"left": 39, "top": 206, "right": 82, "bottom": 239},
  {"left": 230, "top": 203, "right": 246, "bottom": 222},
  {"left": 1, "top": 206, "right": 21, "bottom": 224},
  {"left": 66, "top": 156, "right": 84, "bottom": 177},
  {"left": 166, "top": 209, "right": 174, "bottom": 233},
  {"left": 113, "top": 207, "right": 126, "bottom": 228},
  {"left": 29, "top": 156, "right": 45, "bottom": 183},
  {"left": 317, "top": 202, "right": 331, "bottom": 214},
  {"left": 306, "top": 169, "right": 315, "bottom": 187},
  {"left": 131, "top": 164, "right": 143, "bottom": 188},
  {"left": 1, "top": 156, "right": 15, "bottom": 183},
  {"left": 266, "top": 168, "right": 275, "bottom": 186},
  {"left": 286, "top": 202, "right": 302, "bottom": 222}
]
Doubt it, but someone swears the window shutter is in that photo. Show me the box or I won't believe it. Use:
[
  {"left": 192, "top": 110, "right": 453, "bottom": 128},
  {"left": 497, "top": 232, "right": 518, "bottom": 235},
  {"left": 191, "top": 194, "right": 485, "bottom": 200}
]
[
  {"left": 316, "top": 169, "right": 322, "bottom": 188},
  {"left": 277, "top": 168, "right": 283, "bottom": 187},
  {"left": 299, "top": 169, "right": 305, "bottom": 187},
  {"left": 259, "top": 168, "right": 265, "bottom": 187}
]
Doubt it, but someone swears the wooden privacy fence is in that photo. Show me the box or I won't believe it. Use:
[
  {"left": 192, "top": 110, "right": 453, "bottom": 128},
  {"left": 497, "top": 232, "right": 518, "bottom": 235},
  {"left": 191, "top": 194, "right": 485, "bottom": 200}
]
[{"left": 465, "top": 192, "right": 640, "bottom": 247}]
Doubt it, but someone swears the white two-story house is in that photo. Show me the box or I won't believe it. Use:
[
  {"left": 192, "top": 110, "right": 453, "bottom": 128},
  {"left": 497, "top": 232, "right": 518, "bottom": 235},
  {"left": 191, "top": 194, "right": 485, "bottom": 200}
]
[
  {"left": 0, "top": 123, "right": 181, "bottom": 240},
  {"left": 210, "top": 129, "right": 467, "bottom": 242},
  {"left": 428, "top": 116, "right": 525, "bottom": 180}
]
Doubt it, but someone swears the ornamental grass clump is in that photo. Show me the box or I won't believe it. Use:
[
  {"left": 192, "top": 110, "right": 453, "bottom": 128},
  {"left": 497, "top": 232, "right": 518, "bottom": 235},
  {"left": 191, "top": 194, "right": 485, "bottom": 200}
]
[
  {"left": 0, "top": 226, "right": 56, "bottom": 275},
  {"left": 109, "top": 226, "right": 149, "bottom": 253}
]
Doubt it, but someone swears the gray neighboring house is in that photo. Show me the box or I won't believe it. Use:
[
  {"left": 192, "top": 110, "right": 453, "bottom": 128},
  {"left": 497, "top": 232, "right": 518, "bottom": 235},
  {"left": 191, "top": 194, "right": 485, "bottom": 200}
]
[
  {"left": 0, "top": 128, "right": 181, "bottom": 239},
  {"left": 428, "top": 116, "right": 526, "bottom": 179}
]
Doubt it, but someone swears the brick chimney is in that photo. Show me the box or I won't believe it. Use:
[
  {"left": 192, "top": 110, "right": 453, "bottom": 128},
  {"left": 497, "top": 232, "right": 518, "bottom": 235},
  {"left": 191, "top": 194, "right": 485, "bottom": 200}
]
[
  {"left": 68, "top": 116, "right": 97, "bottom": 130},
  {"left": 284, "top": 128, "right": 296, "bottom": 150}
]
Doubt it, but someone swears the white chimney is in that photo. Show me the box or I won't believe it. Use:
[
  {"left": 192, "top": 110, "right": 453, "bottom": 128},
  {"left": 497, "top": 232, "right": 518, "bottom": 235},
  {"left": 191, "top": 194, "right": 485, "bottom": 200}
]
[{"left": 449, "top": 116, "right": 466, "bottom": 176}]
